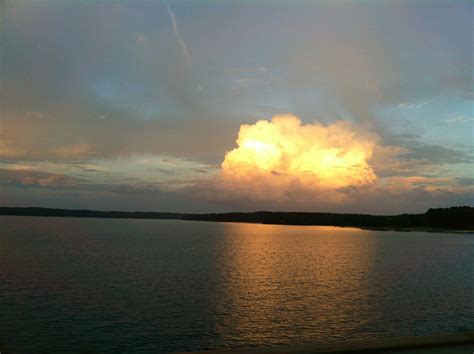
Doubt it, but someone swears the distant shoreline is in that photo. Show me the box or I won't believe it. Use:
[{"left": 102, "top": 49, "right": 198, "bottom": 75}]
[
  {"left": 1, "top": 213, "right": 473, "bottom": 234},
  {"left": 1, "top": 206, "right": 473, "bottom": 233},
  {"left": 359, "top": 226, "right": 474, "bottom": 234}
]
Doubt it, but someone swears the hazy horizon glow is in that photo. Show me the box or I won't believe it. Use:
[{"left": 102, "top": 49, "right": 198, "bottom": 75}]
[{"left": 0, "top": 0, "right": 472, "bottom": 214}]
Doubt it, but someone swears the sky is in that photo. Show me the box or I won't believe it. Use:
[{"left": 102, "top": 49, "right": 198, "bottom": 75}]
[{"left": 0, "top": 0, "right": 473, "bottom": 214}]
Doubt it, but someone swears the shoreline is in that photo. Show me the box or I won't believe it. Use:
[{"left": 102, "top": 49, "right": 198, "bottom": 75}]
[
  {"left": 1, "top": 211, "right": 473, "bottom": 234},
  {"left": 359, "top": 226, "right": 474, "bottom": 234}
]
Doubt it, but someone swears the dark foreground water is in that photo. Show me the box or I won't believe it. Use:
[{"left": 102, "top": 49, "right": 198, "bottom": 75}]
[{"left": 0, "top": 216, "right": 473, "bottom": 353}]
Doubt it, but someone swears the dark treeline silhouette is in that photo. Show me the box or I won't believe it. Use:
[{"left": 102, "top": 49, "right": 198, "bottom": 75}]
[
  {"left": 183, "top": 206, "right": 474, "bottom": 230},
  {"left": 0, "top": 207, "right": 184, "bottom": 220},
  {"left": 0, "top": 206, "right": 473, "bottom": 230}
]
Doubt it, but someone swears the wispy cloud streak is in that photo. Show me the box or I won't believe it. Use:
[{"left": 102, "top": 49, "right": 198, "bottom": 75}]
[{"left": 167, "top": 3, "right": 190, "bottom": 63}]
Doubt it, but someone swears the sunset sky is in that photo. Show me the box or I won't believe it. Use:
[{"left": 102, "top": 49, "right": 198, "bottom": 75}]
[{"left": 1, "top": 0, "right": 472, "bottom": 214}]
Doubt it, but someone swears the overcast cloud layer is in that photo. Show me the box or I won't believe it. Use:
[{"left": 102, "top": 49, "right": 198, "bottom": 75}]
[{"left": 1, "top": 0, "right": 472, "bottom": 213}]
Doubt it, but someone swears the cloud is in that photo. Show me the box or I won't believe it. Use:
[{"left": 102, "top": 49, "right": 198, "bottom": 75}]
[
  {"left": 0, "top": 169, "right": 79, "bottom": 188},
  {"left": 379, "top": 133, "right": 473, "bottom": 172},
  {"left": 167, "top": 3, "right": 190, "bottom": 64},
  {"left": 397, "top": 101, "right": 430, "bottom": 109},
  {"left": 284, "top": 2, "right": 472, "bottom": 130},
  {"left": 187, "top": 175, "right": 473, "bottom": 214},
  {"left": 221, "top": 114, "right": 377, "bottom": 189},
  {"left": 381, "top": 176, "right": 455, "bottom": 194},
  {"left": 187, "top": 114, "right": 377, "bottom": 206},
  {"left": 0, "top": 168, "right": 215, "bottom": 213},
  {"left": 371, "top": 143, "right": 472, "bottom": 178},
  {"left": 444, "top": 115, "right": 474, "bottom": 124},
  {"left": 2, "top": 2, "right": 471, "bottom": 214},
  {"left": 0, "top": 140, "right": 26, "bottom": 158},
  {"left": 185, "top": 114, "right": 473, "bottom": 212},
  {"left": 0, "top": 110, "right": 237, "bottom": 163},
  {"left": 52, "top": 144, "right": 92, "bottom": 158},
  {"left": 402, "top": 145, "right": 472, "bottom": 165}
]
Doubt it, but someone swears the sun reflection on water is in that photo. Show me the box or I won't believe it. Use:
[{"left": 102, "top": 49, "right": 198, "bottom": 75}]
[{"left": 213, "top": 223, "right": 379, "bottom": 345}]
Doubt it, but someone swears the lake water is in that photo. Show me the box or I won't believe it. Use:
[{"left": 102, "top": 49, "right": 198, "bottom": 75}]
[{"left": 0, "top": 216, "right": 473, "bottom": 352}]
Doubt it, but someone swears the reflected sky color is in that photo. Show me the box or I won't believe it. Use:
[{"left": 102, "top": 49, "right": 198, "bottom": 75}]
[{"left": 1, "top": 217, "right": 473, "bottom": 351}]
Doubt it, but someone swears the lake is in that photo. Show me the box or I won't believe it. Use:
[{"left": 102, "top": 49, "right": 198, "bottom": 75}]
[{"left": 0, "top": 216, "right": 473, "bottom": 352}]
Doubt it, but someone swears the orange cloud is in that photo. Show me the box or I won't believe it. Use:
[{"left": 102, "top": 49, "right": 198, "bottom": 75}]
[
  {"left": 0, "top": 169, "right": 78, "bottom": 188},
  {"left": 184, "top": 114, "right": 471, "bottom": 211},
  {"left": 219, "top": 114, "right": 377, "bottom": 199},
  {"left": 183, "top": 115, "right": 380, "bottom": 207},
  {"left": 382, "top": 176, "right": 457, "bottom": 194}
]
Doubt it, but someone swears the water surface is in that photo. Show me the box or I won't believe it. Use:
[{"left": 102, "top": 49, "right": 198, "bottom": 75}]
[{"left": 1, "top": 216, "right": 473, "bottom": 352}]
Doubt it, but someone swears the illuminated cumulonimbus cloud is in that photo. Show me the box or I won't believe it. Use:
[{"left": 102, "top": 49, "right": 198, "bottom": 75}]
[{"left": 218, "top": 114, "right": 377, "bottom": 202}]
